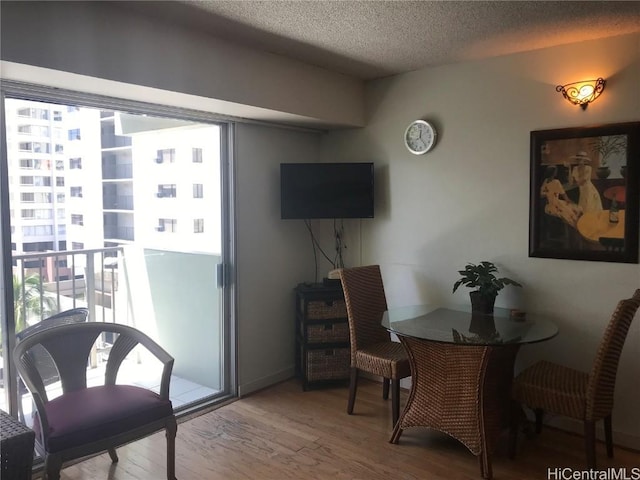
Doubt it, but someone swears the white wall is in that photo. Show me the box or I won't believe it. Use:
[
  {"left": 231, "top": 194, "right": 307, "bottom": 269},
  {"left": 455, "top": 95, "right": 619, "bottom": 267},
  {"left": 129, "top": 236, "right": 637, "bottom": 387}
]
[
  {"left": 0, "top": 1, "right": 364, "bottom": 128},
  {"left": 320, "top": 33, "right": 640, "bottom": 448},
  {"left": 234, "top": 123, "right": 323, "bottom": 394}
]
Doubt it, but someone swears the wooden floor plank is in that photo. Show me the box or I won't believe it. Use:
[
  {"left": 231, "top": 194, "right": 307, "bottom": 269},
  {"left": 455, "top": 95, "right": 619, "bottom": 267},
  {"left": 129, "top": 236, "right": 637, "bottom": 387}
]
[{"left": 47, "top": 378, "right": 639, "bottom": 480}]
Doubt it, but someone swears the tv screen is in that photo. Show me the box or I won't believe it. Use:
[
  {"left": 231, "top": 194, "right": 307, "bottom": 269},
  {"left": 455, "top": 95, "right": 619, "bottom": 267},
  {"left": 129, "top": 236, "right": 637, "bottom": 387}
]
[{"left": 280, "top": 162, "right": 374, "bottom": 219}]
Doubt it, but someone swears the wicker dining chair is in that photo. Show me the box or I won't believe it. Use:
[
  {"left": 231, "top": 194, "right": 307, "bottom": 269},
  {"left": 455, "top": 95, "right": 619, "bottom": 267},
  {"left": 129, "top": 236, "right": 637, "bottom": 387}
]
[
  {"left": 338, "top": 265, "right": 411, "bottom": 426},
  {"left": 510, "top": 289, "right": 640, "bottom": 469},
  {"left": 13, "top": 322, "right": 177, "bottom": 480}
]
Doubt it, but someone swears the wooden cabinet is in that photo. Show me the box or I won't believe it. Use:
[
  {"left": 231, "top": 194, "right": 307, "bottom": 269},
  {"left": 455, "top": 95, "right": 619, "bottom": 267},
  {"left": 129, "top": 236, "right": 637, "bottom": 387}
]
[{"left": 295, "top": 283, "right": 350, "bottom": 390}]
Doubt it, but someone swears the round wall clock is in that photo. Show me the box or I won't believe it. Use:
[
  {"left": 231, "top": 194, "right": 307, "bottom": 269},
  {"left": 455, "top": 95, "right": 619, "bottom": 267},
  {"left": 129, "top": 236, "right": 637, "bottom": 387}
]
[{"left": 404, "top": 120, "right": 437, "bottom": 155}]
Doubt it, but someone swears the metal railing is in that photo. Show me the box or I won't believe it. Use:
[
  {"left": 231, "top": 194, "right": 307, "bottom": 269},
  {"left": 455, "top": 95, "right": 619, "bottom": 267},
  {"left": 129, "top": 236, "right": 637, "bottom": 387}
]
[{"left": 11, "top": 246, "right": 127, "bottom": 330}]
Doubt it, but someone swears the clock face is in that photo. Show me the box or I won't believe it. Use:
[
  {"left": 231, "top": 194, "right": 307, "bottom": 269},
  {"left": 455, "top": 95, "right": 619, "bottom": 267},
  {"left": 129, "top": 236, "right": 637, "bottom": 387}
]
[{"left": 404, "top": 120, "right": 436, "bottom": 155}]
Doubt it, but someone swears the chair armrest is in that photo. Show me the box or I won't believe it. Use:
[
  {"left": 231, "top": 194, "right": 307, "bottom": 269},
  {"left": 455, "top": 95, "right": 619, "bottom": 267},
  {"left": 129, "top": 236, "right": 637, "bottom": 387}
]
[
  {"left": 128, "top": 329, "right": 174, "bottom": 401},
  {"left": 104, "top": 326, "right": 174, "bottom": 401}
]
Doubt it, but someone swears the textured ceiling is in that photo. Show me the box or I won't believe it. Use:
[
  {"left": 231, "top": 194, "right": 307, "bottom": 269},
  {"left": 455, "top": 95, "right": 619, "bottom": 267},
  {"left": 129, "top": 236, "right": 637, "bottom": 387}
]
[{"left": 131, "top": 1, "right": 640, "bottom": 80}]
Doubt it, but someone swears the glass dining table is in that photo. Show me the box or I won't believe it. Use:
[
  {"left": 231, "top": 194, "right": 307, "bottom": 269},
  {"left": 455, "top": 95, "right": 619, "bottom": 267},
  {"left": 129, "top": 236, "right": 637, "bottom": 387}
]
[{"left": 382, "top": 304, "right": 558, "bottom": 480}]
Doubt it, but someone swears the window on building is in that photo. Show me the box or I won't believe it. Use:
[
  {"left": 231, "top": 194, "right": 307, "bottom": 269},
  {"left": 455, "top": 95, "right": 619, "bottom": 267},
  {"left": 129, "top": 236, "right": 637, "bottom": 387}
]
[
  {"left": 193, "top": 183, "right": 203, "bottom": 198},
  {"left": 68, "top": 129, "right": 81, "bottom": 141},
  {"left": 56, "top": 160, "right": 64, "bottom": 170},
  {"left": 72, "top": 242, "right": 85, "bottom": 250},
  {"left": 17, "top": 108, "right": 49, "bottom": 120},
  {"left": 36, "top": 209, "right": 52, "bottom": 220},
  {"left": 19, "top": 159, "right": 35, "bottom": 169},
  {"left": 192, "top": 148, "right": 203, "bottom": 163},
  {"left": 56, "top": 177, "right": 65, "bottom": 187},
  {"left": 156, "top": 148, "right": 175, "bottom": 164},
  {"left": 20, "top": 193, "right": 34, "bottom": 202},
  {"left": 56, "top": 193, "right": 65, "bottom": 203},
  {"left": 67, "top": 106, "right": 80, "bottom": 112},
  {"left": 21, "top": 209, "right": 35, "bottom": 219},
  {"left": 157, "top": 184, "right": 177, "bottom": 198},
  {"left": 157, "top": 218, "right": 177, "bottom": 233},
  {"left": 32, "top": 193, "right": 52, "bottom": 203},
  {"left": 69, "top": 157, "right": 82, "bottom": 169},
  {"left": 57, "top": 209, "right": 65, "bottom": 219},
  {"left": 53, "top": 111, "right": 62, "bottom": 121},
  {"left": 33, "top": 176, "right": 52, "bottom": 187},
  {"left": 20, "top": 176, "right": 34, "bottom": 185},
  {"left": 18, "top": 125, "right": 50, "bottom": 136},
  {"left": 22, "top": 225, "right": 53, "bottom": 236},
  {"left": 71, "top": 214, "right": 84, "bottom": 226},
  {"left": 19, "top": 142, "right": 50, "bottom": 153},
  {"left": 55, "top": 144, "right": 64, "bottom": 154},
  {"left": 23, "top": 242, "right": 55, "bottom": 252},
  {"left": 70, "top": 186, "right": 83, "bottom": 198},
  {"left": 194, "top": 218, "right": 204, "bottom": 233}
]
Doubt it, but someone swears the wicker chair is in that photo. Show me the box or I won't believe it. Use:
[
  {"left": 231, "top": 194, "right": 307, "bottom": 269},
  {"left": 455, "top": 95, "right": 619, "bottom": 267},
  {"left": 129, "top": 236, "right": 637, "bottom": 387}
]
[
  {"left": 16, "top": 308, "right": 90, "bottom": 423},
  {"left": 338, "top": 265, "right": 411, "bottom": 426},
  {"left": 13, "top": 322, "right": 177, "bottom": 480},
  {"left": 510, "top": 289, "right": 640, "bottom": 468}
]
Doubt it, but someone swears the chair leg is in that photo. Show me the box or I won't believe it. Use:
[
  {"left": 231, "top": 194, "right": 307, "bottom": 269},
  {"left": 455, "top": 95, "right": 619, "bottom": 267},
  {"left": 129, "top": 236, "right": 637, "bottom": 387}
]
[
  {"left": 604, "top": 415, "right": 614, "bottom": 458},
  {"left": 347, "top": 367, "right": 359, "bottom": 415},
  {"left": 508, "top": 401, "right": 521, "bottom": 459},
  {"left": 391, "top": 378, "right": 400, "bottom": 426},
  {"left": 44, "top": 453, "right": 63, "bottom": 480},
  {"left": 382, "top": 377, "right": 390, "bottom": 400},
  {"left": 166, "top": 417, "right": 178, "bottom": 480},
  {"left": 584, "top": 420, "right": 597, "bottom": 470},
  {"left": 534, "top": 408, "right": 544, "bottom": 434},
  {"left": 108, "top": 447, "right": 119, "bottom": 463}
]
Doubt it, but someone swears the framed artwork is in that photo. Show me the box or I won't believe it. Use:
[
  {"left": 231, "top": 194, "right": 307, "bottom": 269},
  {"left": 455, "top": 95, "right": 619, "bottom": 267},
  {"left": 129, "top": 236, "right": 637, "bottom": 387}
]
[{"left": 529, "top": 122, "right": 639, "bottom": 263}]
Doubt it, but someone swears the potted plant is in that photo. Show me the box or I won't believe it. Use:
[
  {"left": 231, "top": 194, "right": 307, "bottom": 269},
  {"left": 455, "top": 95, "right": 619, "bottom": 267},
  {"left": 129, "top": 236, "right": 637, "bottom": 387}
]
[
  {"left": 452, "top": 261, "right": 522, "bottom": 314},
  {"left": 590, "top": 135, "right": 627, "bottom": 179}
]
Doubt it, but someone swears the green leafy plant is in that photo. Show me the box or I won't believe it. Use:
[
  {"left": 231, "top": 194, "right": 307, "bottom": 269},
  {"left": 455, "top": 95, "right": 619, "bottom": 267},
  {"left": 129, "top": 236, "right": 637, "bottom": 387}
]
[
  {"left": 452, "top": 261, "right": 522, "bottom": 299},
  {"left": 13, "top": 273, "right": 58, "bottom": 332}
]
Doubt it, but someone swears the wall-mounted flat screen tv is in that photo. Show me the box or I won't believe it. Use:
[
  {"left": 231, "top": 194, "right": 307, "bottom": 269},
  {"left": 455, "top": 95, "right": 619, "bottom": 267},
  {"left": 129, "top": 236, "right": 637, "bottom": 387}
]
[{"left": 280, "top": 162, "right": 374, "bottom": 219}]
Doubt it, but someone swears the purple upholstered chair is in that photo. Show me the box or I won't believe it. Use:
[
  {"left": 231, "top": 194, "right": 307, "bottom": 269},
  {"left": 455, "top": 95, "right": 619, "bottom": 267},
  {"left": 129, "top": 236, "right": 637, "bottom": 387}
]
[{"left": 13, "top": 322, "right": 177, "bottom": 480}]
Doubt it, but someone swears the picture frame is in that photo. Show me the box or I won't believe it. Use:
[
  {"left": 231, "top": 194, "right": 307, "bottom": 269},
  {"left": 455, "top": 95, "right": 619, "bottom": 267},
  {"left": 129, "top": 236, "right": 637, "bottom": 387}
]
[{"left": 529, "top": 122, "right": 639, "bottom": 263}]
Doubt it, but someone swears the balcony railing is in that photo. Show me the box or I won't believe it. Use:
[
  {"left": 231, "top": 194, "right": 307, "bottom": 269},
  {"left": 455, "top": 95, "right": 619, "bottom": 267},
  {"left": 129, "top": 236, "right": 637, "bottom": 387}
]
[
  {"left": 12, "top": 247, "right": 127, "bottom": 329},
  {"left": 102, "top": 164, "right": 133, "bottom": 180},
  {"left": 5, "top": 247, "right": 224, "bottom": 418},
  {"left": 103, "top": 225, "right": 134, "bottom": 241},
  {"left": 103, "top": 194, "right": 134, "bottom": 210}
]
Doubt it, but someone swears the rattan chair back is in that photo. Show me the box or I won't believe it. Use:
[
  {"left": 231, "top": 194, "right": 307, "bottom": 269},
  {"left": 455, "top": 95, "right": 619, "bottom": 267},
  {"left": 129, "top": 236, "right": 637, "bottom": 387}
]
[
  {"left": 339, "top": 265, "right": 390, "bottom": 365},
  {"left": 586, "top": 289, "right": 640, "bottom": 420}
]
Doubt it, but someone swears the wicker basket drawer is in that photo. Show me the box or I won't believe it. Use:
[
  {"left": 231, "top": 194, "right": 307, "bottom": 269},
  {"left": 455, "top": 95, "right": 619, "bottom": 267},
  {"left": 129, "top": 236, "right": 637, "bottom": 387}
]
[
  {"left": 305, "top": 322, "right": 349, "bottom": 343},
  {"left": 306, "top": 347, "right": 350, "bottom": 381},
  {"left": 304, "top": 299, "right": 347, "bottom": 319}
]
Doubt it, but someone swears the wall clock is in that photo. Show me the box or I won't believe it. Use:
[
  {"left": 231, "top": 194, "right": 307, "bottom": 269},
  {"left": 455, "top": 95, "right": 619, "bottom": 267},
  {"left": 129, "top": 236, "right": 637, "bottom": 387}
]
[{"left": 404, "top": 120, "right": 437, "bottom": 155}]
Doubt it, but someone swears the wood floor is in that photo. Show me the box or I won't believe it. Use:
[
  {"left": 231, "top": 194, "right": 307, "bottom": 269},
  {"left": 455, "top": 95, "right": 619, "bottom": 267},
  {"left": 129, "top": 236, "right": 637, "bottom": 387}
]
[{"left": 53, "top": 378, "right": 639, "bottom": 479}]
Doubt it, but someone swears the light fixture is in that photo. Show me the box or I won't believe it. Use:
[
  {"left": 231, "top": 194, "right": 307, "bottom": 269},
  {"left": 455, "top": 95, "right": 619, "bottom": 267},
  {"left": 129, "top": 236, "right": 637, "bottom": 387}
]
[{"left": 556, "top": 78, "right": 606, "bottom": 110}]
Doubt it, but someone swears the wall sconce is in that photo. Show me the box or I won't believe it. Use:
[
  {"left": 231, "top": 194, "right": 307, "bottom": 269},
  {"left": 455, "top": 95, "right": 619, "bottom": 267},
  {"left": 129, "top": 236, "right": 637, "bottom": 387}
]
[{"left": 556, "top": 78, "right": 606, "bottom": 110}]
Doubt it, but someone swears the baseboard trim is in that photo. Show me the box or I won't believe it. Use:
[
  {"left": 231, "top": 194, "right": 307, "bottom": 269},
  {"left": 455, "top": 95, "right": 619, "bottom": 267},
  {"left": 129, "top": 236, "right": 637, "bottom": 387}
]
[
  {"left": 538, "top": 415, "right": 640, "bottom": 452},
  {"left": 238, "top": 367, "right": 295, "bottom": 397}
]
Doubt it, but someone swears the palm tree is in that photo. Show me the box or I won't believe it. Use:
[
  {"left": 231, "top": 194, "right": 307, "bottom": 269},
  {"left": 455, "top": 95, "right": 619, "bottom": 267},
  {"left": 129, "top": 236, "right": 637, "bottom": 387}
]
[{"left": 13, "top": 273, "right": 58, "bottom": 332}]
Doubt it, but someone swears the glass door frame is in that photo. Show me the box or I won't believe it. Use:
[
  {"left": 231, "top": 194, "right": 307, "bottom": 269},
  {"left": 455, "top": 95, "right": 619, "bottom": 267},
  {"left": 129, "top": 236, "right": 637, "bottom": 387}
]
[{"left": 0, "top": 80, "right": 238, "bottom": 417}]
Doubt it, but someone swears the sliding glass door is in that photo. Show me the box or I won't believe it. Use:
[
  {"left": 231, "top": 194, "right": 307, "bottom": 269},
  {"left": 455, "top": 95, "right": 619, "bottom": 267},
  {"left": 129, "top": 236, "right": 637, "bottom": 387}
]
[{"left": 0, "top": 85, "right": 236, "bottom": 422}]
